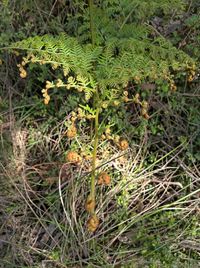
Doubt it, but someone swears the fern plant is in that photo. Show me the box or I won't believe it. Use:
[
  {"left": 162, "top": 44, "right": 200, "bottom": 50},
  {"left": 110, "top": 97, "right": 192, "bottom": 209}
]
[{"left": 6, "top": 0, "right": 196, "bottom": 232}]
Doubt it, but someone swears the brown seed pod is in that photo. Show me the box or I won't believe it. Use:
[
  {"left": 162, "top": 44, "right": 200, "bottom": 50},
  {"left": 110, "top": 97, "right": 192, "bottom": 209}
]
[
  {"left": 170, "top": 84, "right": 177, "bottom": 91},
  {"left": 66, "top": 151, "right": 82, "bottom": 164},
  {"left": 187, "top": 75, "right": 194, "bottom": 82},
  {"left": 141, "top": 108, "right": 150, "bottom": 120},
  {"left": 19, "top": 69, "right": 27, "bottom": 78},
  {"left": 118, "top": 138, "right": 129, "bottom": 150},
  {"left": 98, "top": 172, "right": 111, "bottom": 186},
  {"left": 66, "top": 125, "right": 77, "bottom": 138},
  {"left": 143, "top": 113, "right": 150, "bottom": 120},
  {"left": 85, "top": 196, "right": 95, "bottom": 213},
  {"left": 87, "top": 215, "right": 99, "bottom": 232}
]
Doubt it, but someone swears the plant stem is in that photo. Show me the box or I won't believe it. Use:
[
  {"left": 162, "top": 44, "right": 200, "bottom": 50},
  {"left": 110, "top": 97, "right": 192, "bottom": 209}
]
[
  {"left": 88, "top": 0, "right": 98, "bottom": 215},
  {"left": 88, "top": 0, "right": 95, "bottom": 46},
  {"left": 90, "top": 107, "right": 99, "bottom": 213},
  {"left": 88, "top": 0, "right": 95, "bottom": 138}
]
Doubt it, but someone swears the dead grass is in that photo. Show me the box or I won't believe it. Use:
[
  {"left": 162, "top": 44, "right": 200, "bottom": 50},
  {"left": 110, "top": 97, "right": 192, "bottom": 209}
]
[{"left": 1, "top": 118, "right": 199, "bottom": 267}]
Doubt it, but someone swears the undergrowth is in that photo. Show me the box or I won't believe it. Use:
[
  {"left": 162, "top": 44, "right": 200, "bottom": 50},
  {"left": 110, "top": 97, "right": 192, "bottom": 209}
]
[
  {"left": 0, "top": 0, "right": 200, "bottom": 267},
  {"left": 1, "top": 79, "right": 199, "bottom": 267}
]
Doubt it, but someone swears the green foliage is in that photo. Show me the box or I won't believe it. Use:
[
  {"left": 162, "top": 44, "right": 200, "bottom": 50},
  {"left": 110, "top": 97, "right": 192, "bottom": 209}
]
[
  {"left": 11, "top": 32, "right": 194, "bottom": 89},
  {"left": 8, "top": 0, "right": 195, "bottom": 103},
  {"left": 75, "top": 0, "right": 186, "bottom": 42}
]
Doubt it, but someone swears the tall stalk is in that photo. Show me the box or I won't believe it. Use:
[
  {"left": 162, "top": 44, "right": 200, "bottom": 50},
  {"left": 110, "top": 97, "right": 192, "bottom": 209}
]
[
  {"left": 88, "top": 0, "right": 95, "bottom": 46},
  {"left": 90, "top": 108, "right": 99, "bottom": 213},
  {"left": 88, "top": 0, "right": 99, "bottom": 215}
]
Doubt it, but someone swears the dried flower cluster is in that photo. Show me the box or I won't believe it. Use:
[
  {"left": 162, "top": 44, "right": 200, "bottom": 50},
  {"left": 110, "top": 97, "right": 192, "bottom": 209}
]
[
  {"left": 41, "top": 81, "right": 54, "bottom": 105},
  {"left": 187, "top": 64, "right": 196, "bottom": 82},
  {"left": 118, "top": 138, "right": 129, "bottom": 150},
  {"left": 17, "top": 62, "right": 27, "bottom": 78},
  {"left": 133, "top": 93, "right": 150, "bottom": 119},
  {"left": 66, "top": 124, "right": 77, "bottom": 139},
  {"left": 66, "top": 151, "right": 82, "bottom": 164},
  {"left": 85, "top": 196, "right": 95, "bottom": 213},
  {"left": 87, "top": 214, "right": 99, "bottom": 232},
  {"left": 97, "top": 172, "right": 111, "bottom": 185}
]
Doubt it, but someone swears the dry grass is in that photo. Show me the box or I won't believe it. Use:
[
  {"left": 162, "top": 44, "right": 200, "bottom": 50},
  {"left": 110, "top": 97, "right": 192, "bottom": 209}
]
[{"left": 1, "top": 118, "right": 199, "bottom": 267}]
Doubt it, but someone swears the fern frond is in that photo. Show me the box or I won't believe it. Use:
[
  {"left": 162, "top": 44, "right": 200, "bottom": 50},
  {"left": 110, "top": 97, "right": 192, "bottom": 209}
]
[
  {"left": 11, "top": 32, "right": 194, "bottom": 91},
  {"left": 11, "top": 33, "right": 102, "bottom": 78}
]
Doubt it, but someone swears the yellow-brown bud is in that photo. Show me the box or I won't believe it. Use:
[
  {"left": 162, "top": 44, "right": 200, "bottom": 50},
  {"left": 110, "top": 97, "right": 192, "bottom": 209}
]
[
  {"left": 118, "top": 138, "right": 129, "bottom": 150},
  {"left": 66, "top": 151, "right": 82, "bottom": 164},
  {"left": 85, "top": 196, "right": 95, "bottom": 213},
  {"left": 66, "top": 125, "right": 77, "bottom": 139},
  {"left": 87, "top": 215, "right": 99, "bottom": 232},
  {"left": 98, "top": 172, "right": 111, "bottom": 186}
]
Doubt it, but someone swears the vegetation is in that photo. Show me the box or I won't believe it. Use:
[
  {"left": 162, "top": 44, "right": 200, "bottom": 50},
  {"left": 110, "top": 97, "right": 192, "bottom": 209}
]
[{"left": 0, "top": 0, "right": 199, "bottom": 267}]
